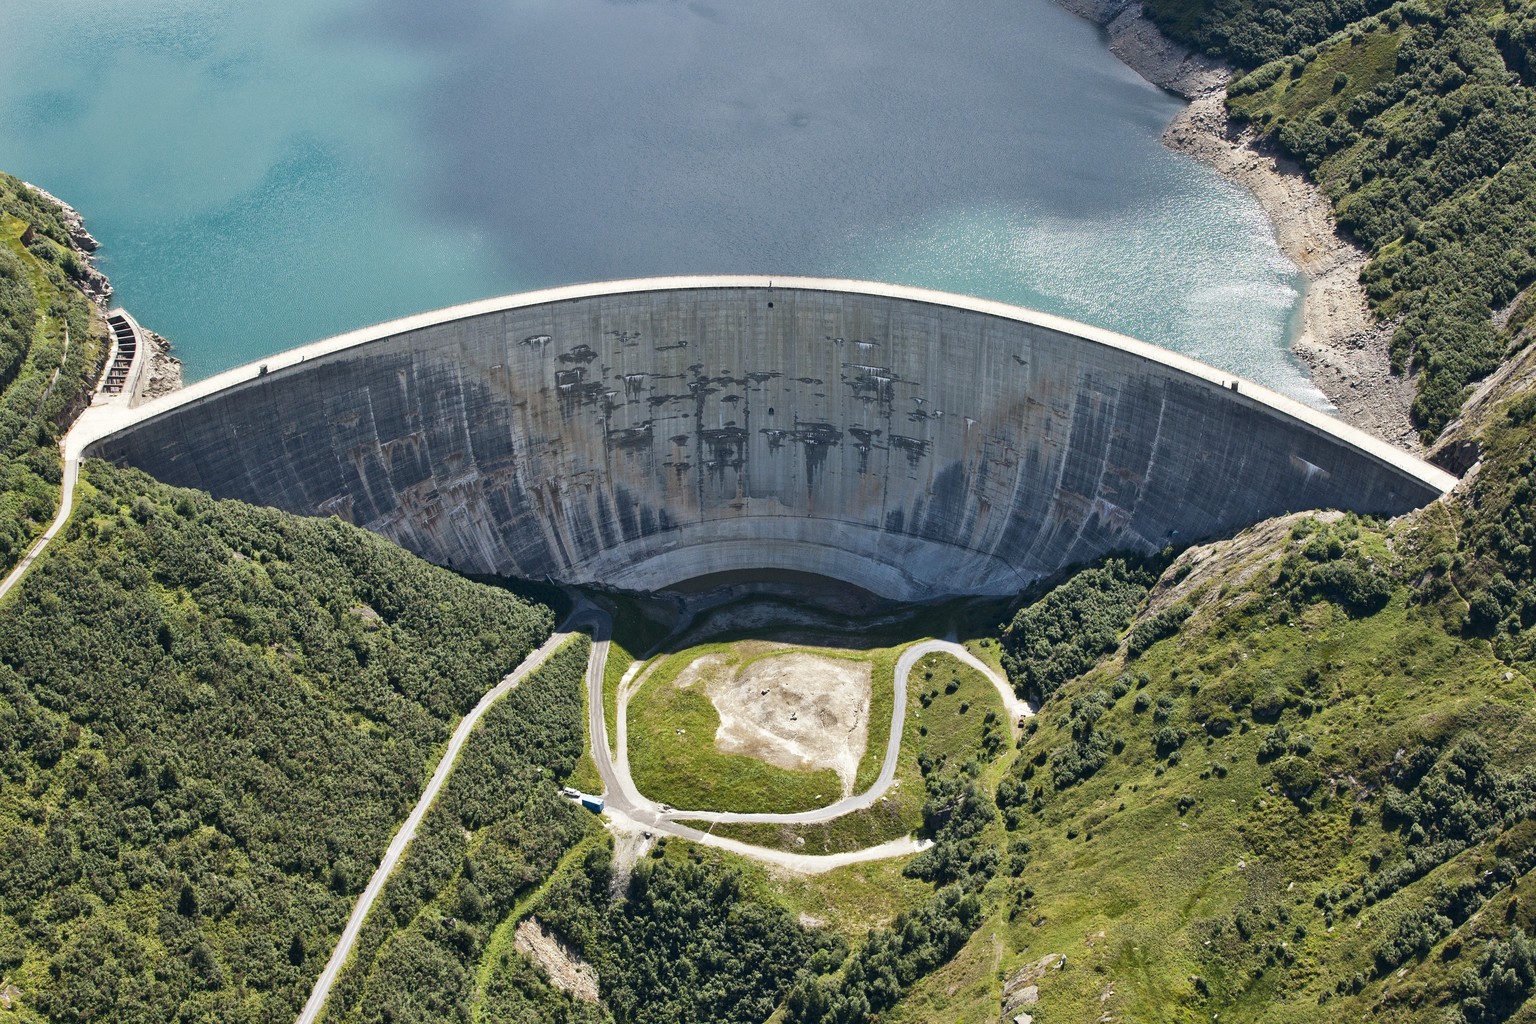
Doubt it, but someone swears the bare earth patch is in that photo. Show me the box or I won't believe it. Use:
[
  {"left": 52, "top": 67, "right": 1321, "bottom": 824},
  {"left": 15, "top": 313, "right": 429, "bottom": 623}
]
[
  {"left": 707, "top": 651, "right": 871, "bottom": 796},
  {"left": 669, "top": 652, "right": 730, "bottom": 691},
  {"left": 513, "top": 917, "right": 599, "bottom": 1002},
  {"left": 607, "top": 816, "right": 656, "bottom": 897}
]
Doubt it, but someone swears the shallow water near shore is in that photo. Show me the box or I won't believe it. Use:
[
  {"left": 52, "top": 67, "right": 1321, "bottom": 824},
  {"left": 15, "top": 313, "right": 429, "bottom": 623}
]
[{"left": 0, "top": 0, "right": 1314, "bottom": 400}]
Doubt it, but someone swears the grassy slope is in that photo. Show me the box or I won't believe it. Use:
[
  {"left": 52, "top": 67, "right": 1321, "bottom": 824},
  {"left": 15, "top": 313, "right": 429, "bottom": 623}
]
[
  {"left": 909, "top": 653, "right": 1008, "bottom": 771},
  {"left": 603, "top": 638, "right": 634, "bottom": 758},
  {"left": 566, "top": 626, "right": 605, "bottom": 795},
  {"left": 600, "top": 593, "right": 675, "bottom": 756},
  {"left": 880, "top": 402, "right": 1536, "bottom": 1022},
  {"left": 727, "top": 851, "right": 936, "bottom": 943},
  {"left": 0, "top": 176, "right": 103, "bottom": 572}
]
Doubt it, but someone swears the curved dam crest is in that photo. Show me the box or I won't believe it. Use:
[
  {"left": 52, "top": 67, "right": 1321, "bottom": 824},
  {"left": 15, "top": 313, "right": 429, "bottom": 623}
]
[{"left": 82, "top": 278, "right": 1453, "bottom": 600}]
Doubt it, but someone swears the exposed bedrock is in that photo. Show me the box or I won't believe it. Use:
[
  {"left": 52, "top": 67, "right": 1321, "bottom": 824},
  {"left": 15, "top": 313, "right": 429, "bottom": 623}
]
[{"left": 86, "top": 278, "right": 1453, "bottom": 601}]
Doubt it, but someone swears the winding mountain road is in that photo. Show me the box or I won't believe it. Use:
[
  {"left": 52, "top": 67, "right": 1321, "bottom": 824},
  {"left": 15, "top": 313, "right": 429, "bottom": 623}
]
[
  {"left": 6, "top": 414, "right": 1022, "bottom": 1015},
  {"left": 0, "top": 455, "right": 81, "bottom": 606},
  {"left": 4, "top": 316, "right": 1023, "bottom": 1016},
  {"left": 583, "top": 608, "right": 1033, "bottom": 837},
  {"left": 0, "top": 309, "right": 152, "bottom": 607},
  {"left": 297, "top": 597, "right": 973, "bottom": 988}
]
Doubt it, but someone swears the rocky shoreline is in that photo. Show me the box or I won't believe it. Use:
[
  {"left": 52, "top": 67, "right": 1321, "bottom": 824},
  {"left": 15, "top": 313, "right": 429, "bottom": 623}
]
[
  {"left": 1058, "top": 0, "right": 1419, "bottom": 451},
  {"left": 138, "top": 328, "right": 184, "bottom": 400},
  {"left": 23, "top": 183, "right": 114, "bottom": 308},
  {"left": 24, "top": 182, "right": 184, "bottom": 397}
]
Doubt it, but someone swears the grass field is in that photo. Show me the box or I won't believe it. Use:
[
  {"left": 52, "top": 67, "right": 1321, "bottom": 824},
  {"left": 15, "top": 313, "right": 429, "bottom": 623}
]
[
  {"left": 564, "top": 624, "right": 604, "bottom": 795},
  {"left": 601, "top": 637, "right": 637, "bottom": 757},
  {"left": 699, "top": 841, "right": 936, "bottom": 942},
  {"left": 626, "top": 640, "right": 856, "bottom": 813},
  {"left": 708, "top": 651, "right": 1010, "bottom": 853},
  {"left": 705, "top": 770, "right": 923, "bottom": 854},
  {"left": 908, "top": 651, "right": 1007, "bottom": 769},
  {"left": 599, "top": 593, "right": 675, "bottom": 754}
]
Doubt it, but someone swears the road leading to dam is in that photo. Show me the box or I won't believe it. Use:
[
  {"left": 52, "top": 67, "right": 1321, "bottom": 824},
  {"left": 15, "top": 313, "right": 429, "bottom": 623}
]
[
  {"left": 301, "top": 598, "right": 974, "bottom": 1024},
  {"left": 583, "top": 601, "right": 1032, "bottom": 834},
  {"left": 603, "top": 635, "right": 1033, "bottom": 828},
  {"left": 296, "top": 620, "right": 586, "bottom": 1024}
]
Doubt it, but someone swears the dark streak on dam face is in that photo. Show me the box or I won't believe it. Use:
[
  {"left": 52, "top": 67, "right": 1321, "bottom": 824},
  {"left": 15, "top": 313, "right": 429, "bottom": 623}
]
[{"left": 84, "top": 278, "right": 1454, "bottom": 601}]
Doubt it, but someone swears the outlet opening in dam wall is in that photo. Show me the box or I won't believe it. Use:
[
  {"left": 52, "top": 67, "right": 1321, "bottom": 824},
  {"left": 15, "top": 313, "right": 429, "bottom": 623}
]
[{"left": 82, "top": 277, "right": 1456, "bottom": 602}]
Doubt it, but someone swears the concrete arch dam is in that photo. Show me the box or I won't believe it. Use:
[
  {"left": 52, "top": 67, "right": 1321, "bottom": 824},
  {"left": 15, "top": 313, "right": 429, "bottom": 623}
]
[{"left": 84, "top": 278, "right": 1455, "bottom": 601}]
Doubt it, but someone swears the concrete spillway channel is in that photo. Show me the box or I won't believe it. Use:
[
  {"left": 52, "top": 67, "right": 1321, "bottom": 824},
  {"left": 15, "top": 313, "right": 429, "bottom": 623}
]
[
  {"left": 76, "top": 276, "right": 1454, "bottom": 602},
  {"left": 101, "top": 313, "right": 138, "bottom": 396}
]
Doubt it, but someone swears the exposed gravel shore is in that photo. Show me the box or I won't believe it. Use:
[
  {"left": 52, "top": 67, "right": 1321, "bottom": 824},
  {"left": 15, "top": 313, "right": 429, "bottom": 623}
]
[{"left": 1058, "top": 0, "right": 1420, "bottom": 451}]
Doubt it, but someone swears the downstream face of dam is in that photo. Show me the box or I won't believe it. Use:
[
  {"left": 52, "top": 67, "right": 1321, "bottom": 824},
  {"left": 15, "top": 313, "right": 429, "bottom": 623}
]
[{"left": 86, "top": 279, "right": 1451, "bottom": 600}]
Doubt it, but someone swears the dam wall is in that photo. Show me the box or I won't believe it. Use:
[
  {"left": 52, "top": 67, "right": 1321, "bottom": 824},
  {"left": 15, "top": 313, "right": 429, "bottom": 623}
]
[{"left": 84, "top": 278, "right": 1455, "bottom": 601}]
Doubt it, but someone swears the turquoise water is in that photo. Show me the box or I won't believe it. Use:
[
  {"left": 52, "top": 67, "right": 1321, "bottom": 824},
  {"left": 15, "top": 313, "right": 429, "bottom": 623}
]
[{"left": 0, "top": 0, "right": 1317, "bottom": 401}]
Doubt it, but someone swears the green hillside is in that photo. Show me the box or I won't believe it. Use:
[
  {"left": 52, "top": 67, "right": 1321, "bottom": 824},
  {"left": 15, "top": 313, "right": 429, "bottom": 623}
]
[
  {"left": 459, "top": 396, "right": 1536, "bottom": 1024},
  {"left": 322, "top": 636, "right": 596, "bottom": 1024},
  {"left": 0, "top": 465, "right": 554, "bottom": 1021},
  {"left": 1145, "top": 0, "right": 1536, "bottom": 441},
  {"left": 862, "top": 394, "right": 1536, "bottom": 1021},
  {"left": 0, "top": 178, "right": 604, "bottom": 1022},
  {"left": 0, "top": 174, "right": 103, "bottom": 571}
]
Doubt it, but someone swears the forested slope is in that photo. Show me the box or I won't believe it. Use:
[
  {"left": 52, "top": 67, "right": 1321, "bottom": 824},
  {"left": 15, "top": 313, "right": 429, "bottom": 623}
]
[
  {"left": 323, "top": 636, "right": 596, "bottom": 1024},
  {"left": 1142, "top": 0, "right": 1536, "bottom": 441},
  {"left": 9, "top": 23, "right": 1536, "bottom": 1008},
  {"left": 0, "top": 464, "right": 553, "bottom": 1022}
]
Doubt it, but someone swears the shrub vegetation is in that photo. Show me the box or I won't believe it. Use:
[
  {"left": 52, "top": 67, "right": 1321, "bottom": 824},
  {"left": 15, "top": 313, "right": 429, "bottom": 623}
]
[
  {"left": 322, "top": 637, "right": 595, "bottom": 1024},
  {"left": 0, "top": 175, "right": 103, "bottom": 571},
  {"left": 0, "top": 464, "right": 552, "bottom": 1022},
  {"left": 1160, "top": 0, "right": 1536, "bottom": 440}
]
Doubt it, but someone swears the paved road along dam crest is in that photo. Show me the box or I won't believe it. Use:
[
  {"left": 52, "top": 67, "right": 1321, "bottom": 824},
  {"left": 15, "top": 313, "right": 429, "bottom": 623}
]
[{"left": 83, "top": 277, "right": 1455, "bottom": 600}]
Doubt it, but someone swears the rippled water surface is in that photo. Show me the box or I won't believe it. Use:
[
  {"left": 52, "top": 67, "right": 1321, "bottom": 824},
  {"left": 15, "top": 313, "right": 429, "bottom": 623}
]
[{"left": 0, "top": 0, "right": 1315, "bottom": 398}]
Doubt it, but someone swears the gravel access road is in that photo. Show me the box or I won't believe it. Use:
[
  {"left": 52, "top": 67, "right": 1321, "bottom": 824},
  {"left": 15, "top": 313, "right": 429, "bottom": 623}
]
[
  {"left": 297, "top": 620, "right": 587, "bottom": 1024},
  {"left": 583, "top": 610, "right": 1033, "bottom": 853}
]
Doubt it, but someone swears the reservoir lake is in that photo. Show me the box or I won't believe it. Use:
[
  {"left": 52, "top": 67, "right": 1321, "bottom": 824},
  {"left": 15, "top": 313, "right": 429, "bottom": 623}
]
[{"left": 0, "top": 0, "right": 1317, "bottom": 402}]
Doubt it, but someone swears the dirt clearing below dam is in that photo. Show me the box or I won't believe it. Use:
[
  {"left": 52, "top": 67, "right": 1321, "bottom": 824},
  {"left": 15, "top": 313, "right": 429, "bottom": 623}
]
[{"left": 705, "top": 650, "right": 871, "bottom": 797}]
